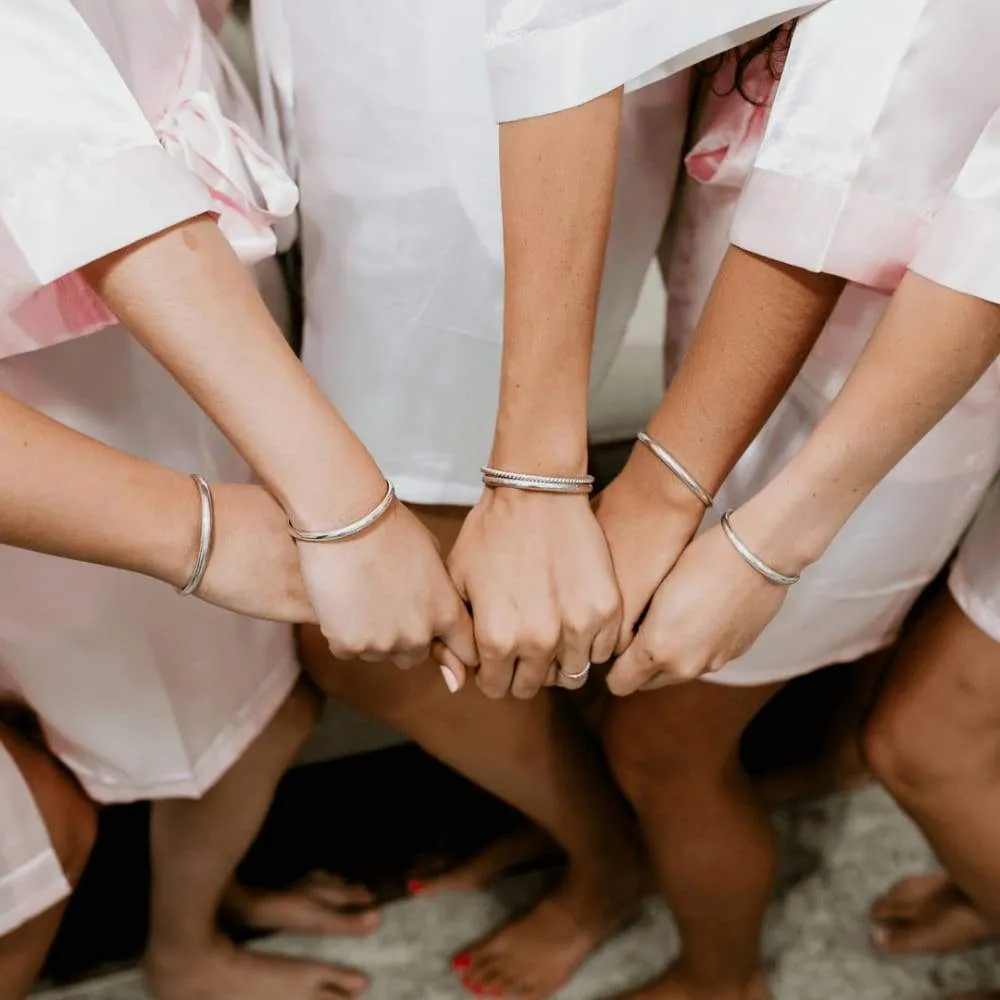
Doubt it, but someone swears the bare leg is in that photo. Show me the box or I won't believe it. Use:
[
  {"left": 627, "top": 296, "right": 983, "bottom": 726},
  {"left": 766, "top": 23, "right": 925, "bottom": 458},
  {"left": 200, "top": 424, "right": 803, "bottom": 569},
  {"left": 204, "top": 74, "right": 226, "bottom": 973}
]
[
  {"left": 865, "top": 590, "right": 1000, "bottom": 956},
  {"left": 301, "top": 505, "right": 646, "bottom": 1000},
  {"left": 146, "top": 681, "right": 373, "bottom": 1000},
  {"left": 0, "top": 725, "right": 97, "bottom": 1000},
  {"left": 603, "top": 680, "right": 783, "bottom": 1000}
]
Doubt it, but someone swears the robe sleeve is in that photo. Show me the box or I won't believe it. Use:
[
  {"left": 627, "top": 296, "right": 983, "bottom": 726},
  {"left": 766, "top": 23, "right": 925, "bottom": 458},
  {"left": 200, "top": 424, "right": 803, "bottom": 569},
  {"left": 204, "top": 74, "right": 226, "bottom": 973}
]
[
  {"left": 485, "top": 0, "right": 822, "bottom": 122},
  {"left": 729, "top": 0, "right": 1000, "bottom": 292},
  {"left": 0, "top": 0, "right": 213, "bottom": 316},
  {"left": 910, "top": 108, "right": 1000, "bottom": 305}
]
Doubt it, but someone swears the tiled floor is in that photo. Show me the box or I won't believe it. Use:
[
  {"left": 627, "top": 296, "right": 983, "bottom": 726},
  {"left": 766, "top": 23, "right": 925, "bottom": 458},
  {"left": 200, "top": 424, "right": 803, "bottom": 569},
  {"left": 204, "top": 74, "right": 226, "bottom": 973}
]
[{"left": 35, "top": 786, "right": 1000, "bottom": 1000}]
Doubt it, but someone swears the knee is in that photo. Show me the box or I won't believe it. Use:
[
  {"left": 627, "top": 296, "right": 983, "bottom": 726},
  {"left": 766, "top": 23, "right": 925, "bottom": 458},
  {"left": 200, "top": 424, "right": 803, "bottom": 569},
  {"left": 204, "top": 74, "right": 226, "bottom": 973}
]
[
  {"left": 602, "top": 703, "right": 693, "bottom": 808},
  {"left": 865, "top": 684, "right": 1000, "bottom": 803}
]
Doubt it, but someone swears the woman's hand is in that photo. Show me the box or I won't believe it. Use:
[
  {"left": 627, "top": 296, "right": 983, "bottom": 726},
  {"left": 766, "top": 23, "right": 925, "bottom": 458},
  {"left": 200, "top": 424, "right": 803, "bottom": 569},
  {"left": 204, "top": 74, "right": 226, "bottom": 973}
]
[
  {"left": 593, "top": 446, "right": 708, "bottom": 655},
  {"left": 604, "top": 505, "right": 793, "bottom": 696},
  {"left": 296, "top": 499, "right": 479, "bottom": 684},
  {"left": 448, "top": 489, "right": 621, "bottom": 700}
]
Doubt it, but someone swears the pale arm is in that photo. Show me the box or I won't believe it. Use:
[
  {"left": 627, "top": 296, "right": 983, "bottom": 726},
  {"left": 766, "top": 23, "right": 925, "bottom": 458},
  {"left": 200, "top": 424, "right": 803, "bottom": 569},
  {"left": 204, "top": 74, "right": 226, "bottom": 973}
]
[
  {"left": 82, "top": 215, "right": 477, "bottom": 674},
  {"left": 0, "top": 388, "right": 314, "bottom": 622},
  {"left": 741, "top": 271, "right": 1000, "bottom": 566},
  {"left": 81, "top": 216, "right": 385, "bottom": 527}
]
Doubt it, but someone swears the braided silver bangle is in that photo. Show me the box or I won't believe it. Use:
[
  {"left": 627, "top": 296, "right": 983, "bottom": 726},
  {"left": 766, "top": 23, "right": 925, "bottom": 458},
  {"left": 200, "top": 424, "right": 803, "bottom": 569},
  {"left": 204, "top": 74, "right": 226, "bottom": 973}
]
[
  {"left": 481, "top": 466, "right": 594, "bottom": 495},
  {"left": 636, "top": 431, "right": 714, "bottom": 508},
  {"left": 178, "top": 474, "right": 215, "bottom": 596},
  {"left": 288, "top": 480, "right": 396, "bottom": 543},
  {"left": 720, "top": 510, "right": 800, "bottom": 587}
]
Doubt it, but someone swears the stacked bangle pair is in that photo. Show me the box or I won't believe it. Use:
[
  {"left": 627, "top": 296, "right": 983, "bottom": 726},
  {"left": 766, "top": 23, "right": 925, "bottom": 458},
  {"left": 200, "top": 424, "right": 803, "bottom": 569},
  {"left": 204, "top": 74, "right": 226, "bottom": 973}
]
[
  {"left": 636, "top": 430, "right": 799, "bottom": 588},
  {"left": 481, "top": 466, "right": 594, "bottom": 495}
]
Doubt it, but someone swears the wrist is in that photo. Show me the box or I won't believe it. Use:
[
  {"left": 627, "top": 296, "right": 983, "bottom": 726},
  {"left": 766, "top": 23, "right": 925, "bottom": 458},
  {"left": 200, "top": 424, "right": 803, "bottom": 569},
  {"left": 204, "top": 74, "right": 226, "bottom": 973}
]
[
  {"left": 617, "top": 438, "right": 711, "bottom": 524},
  {"left": 490, "top": 417, "right": 589, "bottom": 477},
  {"left": 141, "top": 471, "right": 203, "bottom": 589},
  {"left": 735, "top": 476, "right": 843, "bottom": 574}
]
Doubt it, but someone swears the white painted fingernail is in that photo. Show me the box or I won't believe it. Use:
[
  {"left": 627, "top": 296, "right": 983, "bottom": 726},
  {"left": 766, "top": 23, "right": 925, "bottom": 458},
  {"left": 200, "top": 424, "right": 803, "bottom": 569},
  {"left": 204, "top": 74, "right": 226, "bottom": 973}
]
[{"left": 439, "top": 664, "right": 461, "bottom": 693}]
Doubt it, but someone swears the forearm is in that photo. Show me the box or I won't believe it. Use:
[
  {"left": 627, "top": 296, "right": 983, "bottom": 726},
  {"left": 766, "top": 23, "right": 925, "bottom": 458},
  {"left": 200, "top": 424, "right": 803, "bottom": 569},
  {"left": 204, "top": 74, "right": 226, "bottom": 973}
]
[
  {"left": 81, "top": 216, "right": 385, "bottom": 527},
  {"left": 0, "top": 390, "right": 197, "bottom": 586},
  {"left": 749, "top": 272, "right": 1000, "bottom": 565},
  {"left": 627, "top": 247, "right": 845, "bottom": 507},
  {"left": 492, "top": 88, "right": 624, "bottom": 474}
]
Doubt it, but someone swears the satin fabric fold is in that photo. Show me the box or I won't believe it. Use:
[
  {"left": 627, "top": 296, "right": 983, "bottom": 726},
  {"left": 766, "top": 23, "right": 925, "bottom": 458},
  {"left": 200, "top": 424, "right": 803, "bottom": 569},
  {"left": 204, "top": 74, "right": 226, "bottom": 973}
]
[{"left": 486, "top": 0, "right": 823, "bottom": 120}]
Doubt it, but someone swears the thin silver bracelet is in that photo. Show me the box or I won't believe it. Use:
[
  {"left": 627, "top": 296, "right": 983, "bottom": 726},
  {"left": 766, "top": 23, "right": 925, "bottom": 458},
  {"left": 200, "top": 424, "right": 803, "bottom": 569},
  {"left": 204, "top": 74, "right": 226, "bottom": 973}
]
[
  {"left": 720, "top": 510, "right": 800, "bottom": 587},
  {"left": 636, "top": 431, "right": 714, "bottom": 508},
  {"left": 288, "top": 480, "right": 396, "bottom": 543},
  {"left": 481, "top": 466, "right": 594, "bottom": 495},
  {"left": 178, "top": 474, "right": 215, "bottom": 596}
]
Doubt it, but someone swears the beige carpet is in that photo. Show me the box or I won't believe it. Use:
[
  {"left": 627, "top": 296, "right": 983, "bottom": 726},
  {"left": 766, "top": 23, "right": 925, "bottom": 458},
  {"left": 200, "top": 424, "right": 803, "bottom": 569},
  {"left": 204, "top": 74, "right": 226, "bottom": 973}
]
[{"left": 35, "top": 786, "right": 1000, "bottom": 1000}]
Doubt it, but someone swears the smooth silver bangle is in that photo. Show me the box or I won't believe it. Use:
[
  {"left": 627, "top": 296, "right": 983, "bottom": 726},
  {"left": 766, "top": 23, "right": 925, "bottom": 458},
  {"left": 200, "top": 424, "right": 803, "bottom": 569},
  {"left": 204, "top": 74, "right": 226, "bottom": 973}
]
[
  {"left": 178, "top": 474, "right": 215, "bottom": 596},
  {"left": 288, "top": 480, "right": 396, "bottom": 543},
  {"left": 481, "top": 466, "right": 594, "bottom": 495},
  {"left": 720, "top": 510, "right": 800, "bottom": 587},
  {"left": 636, "top": 431, "right": 714, "bottom": 508}
]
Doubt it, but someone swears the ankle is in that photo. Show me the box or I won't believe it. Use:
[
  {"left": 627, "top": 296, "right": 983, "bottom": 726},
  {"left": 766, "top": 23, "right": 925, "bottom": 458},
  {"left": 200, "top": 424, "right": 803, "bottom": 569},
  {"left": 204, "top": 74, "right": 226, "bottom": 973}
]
[{"left": 669, "top": 960, "right": 769, "bottom": 1000}]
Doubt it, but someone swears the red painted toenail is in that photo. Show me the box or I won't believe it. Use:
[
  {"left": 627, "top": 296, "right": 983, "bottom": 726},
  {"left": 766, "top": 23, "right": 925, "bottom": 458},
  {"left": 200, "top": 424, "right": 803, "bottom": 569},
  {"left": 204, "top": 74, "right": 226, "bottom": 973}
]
[
  {"left": 407, "top": 879, "right": 426, "bottom": 895},
  {"left": 452, "top": 952, "right": 472, "bottom": 971},
  {"left": 462, "top": 979, "right": 486, "bottom": 997}
]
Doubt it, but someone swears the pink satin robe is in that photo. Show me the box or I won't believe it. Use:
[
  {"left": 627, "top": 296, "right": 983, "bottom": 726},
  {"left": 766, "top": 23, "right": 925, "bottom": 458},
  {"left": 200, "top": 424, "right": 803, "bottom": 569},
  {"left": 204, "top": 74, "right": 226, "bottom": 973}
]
[
  {"left": 0, "top": 0, "right": 298, "bottom": 936},
  {"left": 665, "top": 15, "right": 1000, "bottom": 686}
]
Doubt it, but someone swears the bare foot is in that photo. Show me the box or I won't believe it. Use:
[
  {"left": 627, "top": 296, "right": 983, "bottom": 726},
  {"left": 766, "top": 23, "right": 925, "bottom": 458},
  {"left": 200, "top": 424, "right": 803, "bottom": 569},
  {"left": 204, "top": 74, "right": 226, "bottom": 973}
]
[
  {"left": 146, "top": 938, "right": 368, "bottom": 1000},
  {"left": 614, "top": 966, "right": 770, "bottom": 1000},
  {"left": 223, "top": 872, "right": 380, "bottom": 938},
  {"left": 451, "top": 859, "right": 646, "bottom": 999},
  {"left": 870, "top": 873, "right": 994, "bottom": 954},
  {"left": 408, "top": 827, "right": 560, "bottom": 897}
]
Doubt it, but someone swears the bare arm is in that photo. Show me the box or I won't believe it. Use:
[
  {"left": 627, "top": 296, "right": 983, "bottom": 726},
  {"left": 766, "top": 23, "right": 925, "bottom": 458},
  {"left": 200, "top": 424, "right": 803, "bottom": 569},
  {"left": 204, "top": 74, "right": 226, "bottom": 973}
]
[
  {"left": 449, "top": 89, "right": 626, "bottom": 699},
  {"left": 741, "top": 271, "right": 1000, "bottom": 566},
  {"left": 81, "top": 216, "right": 385, "bottom": 527},
  {"left": 597, "top": 246, "right": 845, "bottom": 644},
  {"left": 0, "top": 388, "right": 314, "bottom": 622},
  {"left": 82, "top": 215, "right": 477, "bottom": 675},
  {"left": 608, "top": 271, "right": 1000, "bottom": 693},
  {"left": 0, "top": 388, "right": 198, "bottom": 584},
  {"left": 491, "top": 88, "right": 623, "bottom": 474}
]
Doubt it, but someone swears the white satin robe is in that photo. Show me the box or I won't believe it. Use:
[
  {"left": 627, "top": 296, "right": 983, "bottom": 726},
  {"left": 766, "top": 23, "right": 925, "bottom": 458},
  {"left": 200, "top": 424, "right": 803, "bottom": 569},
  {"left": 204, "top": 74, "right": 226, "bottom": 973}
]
[
  {"left": 0, "top": 0, "right": 298, "bottom": 936},
  {"left": 253, "top": 0, "right": 692, "bottom": 504},
  {"left": 485, "top": 0, "right": 824, "bottom": 121},
  {"left": 666, "top": 5, "right": 1000, "bottom": 686}
]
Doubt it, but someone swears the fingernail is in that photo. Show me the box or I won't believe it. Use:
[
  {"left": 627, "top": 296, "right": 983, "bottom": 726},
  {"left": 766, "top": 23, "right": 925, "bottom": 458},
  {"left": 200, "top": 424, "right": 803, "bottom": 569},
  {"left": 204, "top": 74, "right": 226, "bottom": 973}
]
[
  {"left": 407, "top": 879, "right": 425, "bottom": 895},
  {"left": 871, "top": 924, "right": 888, "bottom": 948},
  {"left": 452, "top": 953, "right": 471, "bottom": 972},
  {"left": 439, "top": 663, "right": 461, "bottom": 693}
]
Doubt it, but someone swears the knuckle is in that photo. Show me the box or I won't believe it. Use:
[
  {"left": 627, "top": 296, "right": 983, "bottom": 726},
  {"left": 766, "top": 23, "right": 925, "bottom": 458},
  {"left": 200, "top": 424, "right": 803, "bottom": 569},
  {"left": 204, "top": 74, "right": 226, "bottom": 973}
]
[{"left": 521, "top": 626, "right": 560, "bottom": 659}]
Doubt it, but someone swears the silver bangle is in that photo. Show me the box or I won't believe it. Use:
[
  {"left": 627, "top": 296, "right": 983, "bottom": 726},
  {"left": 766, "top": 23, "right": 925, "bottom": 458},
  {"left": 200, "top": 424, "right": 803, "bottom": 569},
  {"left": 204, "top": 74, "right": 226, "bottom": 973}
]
[
  {"left": 288, "top": 480, "right": 396, "bottom": 543},
  {"left": 636, "top": 431, "right": 714, "bottom": 508},
  {"left": 481, "top": 466, "right": 594, "bottom": 495},
  {"left": 720, "top": 509, "right": 800, "bottom": 587},
  {"left": 178, "top": 474, "right": 215, "bottom": 596}
]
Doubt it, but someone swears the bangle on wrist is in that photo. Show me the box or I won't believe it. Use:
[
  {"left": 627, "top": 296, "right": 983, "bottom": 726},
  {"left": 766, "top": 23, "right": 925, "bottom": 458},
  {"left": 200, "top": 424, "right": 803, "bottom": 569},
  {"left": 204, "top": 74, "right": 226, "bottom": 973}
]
[
  {"left": 720, "top": 509, "right": 800, "bottom": 587},
  {"left": 481, "top": 466, "right": 594, "bottom": 495},
  {"left": 178, "top": 474, "right": 215, "bottom": 596},
  {"left": 288, "top": 480, "right": 396, "bottom": 542},
  {"left": 636, "top": 431, "right": 714, "bottom": 508}
]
